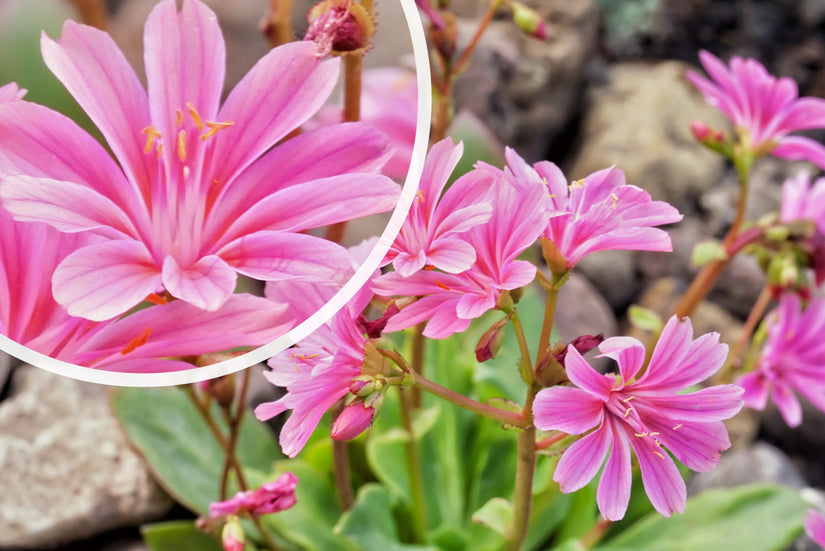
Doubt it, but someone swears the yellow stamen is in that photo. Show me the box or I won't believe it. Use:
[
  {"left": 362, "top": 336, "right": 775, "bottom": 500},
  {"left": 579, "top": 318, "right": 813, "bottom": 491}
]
[
  {"left": 610, "top": 193, "right": 618, "bottom": 209},
  {"left": 624, "top": 406, "right": 634, "bottom": 418},
  {"left": 435, "top": 279, "right": 451, "bottom": 291},
  {"left": 673, "top": 424, "right": 683, "bottom": 430},
  {"left": 201, "top": 120, "right": 234, "bottom": 140},
  {"left": 634, "top": 432, "right": 648, "bottom": 437},
  {"left": 649, "top": 432, "right": 660, "bottom": 436},
  {"left": 416, "top": 190, "right": 425, "bottom": 203},
  {"left": 121, "top": 327, "right": 152, "bottom": 355},
  {"left": 141, "top": 125, "right": 162, "bottom": 154},
  {"left": 186, "top": 102, "right": 204, "bottom": 131},
  {"left": 175, "top": 108, "right": 184, "bottom": 127},
  {"left": 177, "top": 130, "right": 187, "bottom": 162},
  {"left": 622, "top": 396, "right": 635, "bottom": 403},
  {"left": 653, "top": 451, "right": 666, "bottom": 459}
]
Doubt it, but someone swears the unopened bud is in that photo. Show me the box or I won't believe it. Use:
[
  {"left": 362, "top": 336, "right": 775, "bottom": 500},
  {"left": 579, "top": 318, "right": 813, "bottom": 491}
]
[
  {"left": 535, "top": 353, "right": 567, "bottom": 387},
  {"left": 222, "top": 516, "right": 245, "bottom": 551},
  {"left": 331, "top": 402, "right": 375, "bottom": 441},
  {"left": 540, "top": 237, "right": 569, "bottom": 274},
  {"left": 201, "top": 374, "right": 236, "bottom": 409},
  {"left": 475, "top": 316, "right": 511, "bottom": 362},
  {"left": 690, "top": 121, "right": 711, "bottom": 142},
  {"left": 305, "top": 0, "right": 375, "bottom": 56},
  {"left": 511, "top": 2, "right": 547, "bottom": 40},
  {"left": 767, "top": 253, "right": 799, "bottom": 288},
  {"left": 496, "top": 290, "right": 515, "bottom": 313},
  {"left": 349, "top": 374, "right": 383, "bottom": 397}
]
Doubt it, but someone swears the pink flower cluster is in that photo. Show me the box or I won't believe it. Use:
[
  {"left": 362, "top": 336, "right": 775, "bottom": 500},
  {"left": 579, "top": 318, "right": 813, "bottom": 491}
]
[{"left": 209, "top": 472, "right": 298, "bottom": 518}]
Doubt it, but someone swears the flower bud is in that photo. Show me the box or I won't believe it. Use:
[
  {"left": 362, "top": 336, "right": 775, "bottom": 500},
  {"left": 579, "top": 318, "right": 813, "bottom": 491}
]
[
  {"left": 767, "top": 253, "right": 799, "bottom": 288},
  {"left": 690, "top": 121, "right": 711, "bottom": 141},
  {"left": 222, "top": 516, "right": 245, "bottom": 551},
  {"left": 331, "top": 402, "right": 375, "bottom": 441},
  {"left": 200, "top": 374, "right": 236, "bottom": 409},
  {"left": 349, "top": 374, "right": 384, "bottom": 397},
  {"left": 511, "top": 2, "right": 547, "bottom": 40},
  {"left": 475, "top": 316, "right": 510, "bottom": 362},
  {"left": 540, "top": 237, "right": 569, "bottom": 275},
  {"left": 305, "top": 0, "right": 375, "bottom": 56}
]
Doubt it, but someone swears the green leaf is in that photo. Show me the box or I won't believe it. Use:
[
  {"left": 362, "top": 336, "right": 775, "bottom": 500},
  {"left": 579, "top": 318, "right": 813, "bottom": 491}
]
[
  {"left": 141, "top": 521, "right": 224, "bottom": 551},
  {"left": 111, "top": 386, "right": 282, "bottom": 513},
  {"left": 627, "top": 305, "right": 663, "bottom": 333},
  {"left": 691, "top": 239, "right": 729, "bottom": 267},
  {"left": 472, "top": 497, "right": 513, "bottom": 536},
  {"left": 595, "top": 484, "right": 806, "bottom": 551},
  {"left": 337, "top": 484, "right": 439, "bottom": 550}
]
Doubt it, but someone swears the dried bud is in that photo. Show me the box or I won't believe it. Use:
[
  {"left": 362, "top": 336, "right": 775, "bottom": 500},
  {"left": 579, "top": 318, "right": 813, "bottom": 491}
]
[
  {"left": 511, "top": 2, "right": 547, "bottom": 40},
  {"left": 427, "top": 11, "right": 458, "bottom": 60},
  {"left": 200, "top": 374, "right": 236, "bottom": 409},
  {"left": 222, "top": 516, "right": 245, "bottom": 551},
  {"left": 561, "top": 334, "right": 605, "bottom": 362},
  {"left": 535, "top": 353, "right": 566, "bottom": 387},
  {"left": 305, "top": 0, "right": 375, "bottom": 56},
  {"left": 475, "top": 315, "right": 511, "bottom": 362},
  {"left": 357, "top": 302, "right": 400, "bottom": 338},
  {"left": 331, "top": 402, "right": 375, "bottom": 440}
]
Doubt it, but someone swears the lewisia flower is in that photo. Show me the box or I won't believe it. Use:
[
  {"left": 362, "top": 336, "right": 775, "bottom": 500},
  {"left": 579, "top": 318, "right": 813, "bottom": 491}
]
[
  {"left": 687, "top": 50, "right": 825, "bottom": 168},
  {"left": 780, "top": 172, "right": 825, "bottom": 285},
  {"left": 0, "top": 0, "right": 399, "bottom": 321},
  {"left": 0, "top": 198, "right": 293, "bottom": 372},
  {"left": 209, "top": 472, "right": 298, "bottom": 518},
  {"left": 805, "top": 509, "right": 825, "bottom": 548},
  {"left": 534, "top": 316, "right": 743, "bottom": 520},
  {"left": 738, "top": 293, "right": 825, "bottom": 427},
  {"left": 373, "top": 162, "right": 553, "bottom": 339},
  {"left": 385, "top": 138, "right": 492, "bottom": 276},
  {"left": 502, "top": 149, "right": 682, "bottom": 272}
]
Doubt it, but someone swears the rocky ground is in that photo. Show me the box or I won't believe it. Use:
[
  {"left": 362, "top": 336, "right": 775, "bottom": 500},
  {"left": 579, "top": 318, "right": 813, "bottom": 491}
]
[{"left": 2, "top": 0, "right": 825, "bottom": 549}]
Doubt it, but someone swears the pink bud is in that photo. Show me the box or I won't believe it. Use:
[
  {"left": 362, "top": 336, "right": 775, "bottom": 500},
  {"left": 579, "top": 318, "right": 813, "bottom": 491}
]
[
  {"left": 475, "top": 316, "right": 510, "bottom": 362},
  {"left": 690, "top": 121, "right": 711, "bottom": 141},
  {"left": 222, "top": 517, "right": 245, "bottom": 551},
  {"left": 305, "top": 0, "right": 375, "bottom": 56},
  {"left": 511, "top": 2, "right": 547, "bottom": 41},
  {"left": 209, "top": 472, "right": 298, "bottom": 518},
  {"left": 331, "top": 402, "right": 374, "bottom": 441}
]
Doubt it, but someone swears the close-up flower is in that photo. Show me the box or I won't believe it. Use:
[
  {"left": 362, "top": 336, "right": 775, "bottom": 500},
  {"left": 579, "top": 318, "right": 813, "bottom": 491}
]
[
  {"left": 738, "top": 293, "right": 825, "bottom": 427},
  {"left": 0, "top": 0, "right": 399, "bottom": 322},
  {"left": 534, "top": 316, "right": 743, "bottom": 520},
  {"left": 687, "top": 50, "right": 825, "bottom": 168},
  {"left": 209, "top": 472, "right": 299, "bottom": 518}
]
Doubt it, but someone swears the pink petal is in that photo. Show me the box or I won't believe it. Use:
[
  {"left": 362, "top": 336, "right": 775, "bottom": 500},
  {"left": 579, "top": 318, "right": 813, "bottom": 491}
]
[
  {"left": 631, "top": 437, "right": 686, "bottom": 517},
  {"left": 638, "top": 385, "right": 744, "bottom": 423},
  {"left": 597, "top": 336, "right": 646, "bottom": 383},
  {"left": 498, "top": 261, "right": 538, "bottom": 290},
  {"left": 52, "top": 240, "right": 161, "bottom": 321},
  {"left": 772, "top": 385, "right": 803, "bottom": 427},
  {"left": 41, "top": 21, "right": 152, "bottom": 195},
  {"left": 425, "top": 239, "right": 477, "bottom": 274},
  {"left": 644, "top": 418, "right": 731, "bottom": 473},
  {"left": 597, "top": 419, "right": 633, "bottom": 521},
  {"left": 773, "top": 135, "right": 825, "bottom": 170},
  {"left": 533, "top": 386, "right": 604, "bottom": 434},
  {"left": 423, "top": 300, "right": 472, "bottom": 339},
  {"left": 455, "top": 290, "right": 496, "bottom": 319},
  {"left": 393, "top": 249, "right": 427, "bottom": 277},
  {"left": 218, "top": 231, "right": 352, "bottom": 284},
  {"left": 805, "top": 509, "right": 825, "bottom": 546},
  {"left": 419, "top": 138, "right": 465, "bottom": 221},
  {"left": 143, "top": 0, "right": 225, "bottom": 148},
  {"left": 0, "top": 174, "right": 138, "bottom": 239},
  {"left": 554, "top": 422, "right": 612, "bottom": 493},
  {"left": 210, "top": 41, "right": 339, "bottom": 187},
  {"left": 161, "top": 254, "right": 237, "bottom": 311},
  {"left": 738, "top": 372, "right": 771, "bottom": 411},
  {"left": 564, "top": 346, "right": 613, "bottom": 399}
]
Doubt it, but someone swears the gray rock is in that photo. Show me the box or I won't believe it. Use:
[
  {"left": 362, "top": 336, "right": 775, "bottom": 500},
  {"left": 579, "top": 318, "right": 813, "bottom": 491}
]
[
  {"left": 576, "top": 249, "right": 639, "bottom": 310},
  {"left": 451, "top": 0, "right": 598, "bottom": 161},
  {"left": 800, "top": 0, "right": 825, "bottom": 26},
  {"left": 0, "top": 367, "right": 171, "bottom": 549},
  {"left": 688, "top": 442, "right": 807, "bottom": 496},
  {"left": 567, "top": 61, "right": 728, "bottom": 212},
  {"left": 555, "top": 272, "right": 618, "bottom": 342}
]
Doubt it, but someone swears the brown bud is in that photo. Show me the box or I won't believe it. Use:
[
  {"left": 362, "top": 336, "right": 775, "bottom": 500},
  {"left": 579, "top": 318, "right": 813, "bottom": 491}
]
[{"left": 475, "top": 315, "right": 511, "bottom": 362}]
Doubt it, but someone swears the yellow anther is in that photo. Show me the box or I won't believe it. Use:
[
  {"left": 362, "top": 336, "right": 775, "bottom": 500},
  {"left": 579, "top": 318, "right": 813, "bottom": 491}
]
[
  {"left": 649, "top": 432, "right": 660, "bottom": 436},
  {"left": 141, "top": 125, "right": 162, "bottom": 154},
  {"left": 623, "top": 406, "right": 634, "bottom": 418},
  {"left": 435, "top": 280, "right": 451, "bottom": 291},
  {"left": 673, "top": 424, "right": 683, "bottom": 430},
  {"left": 177, "top": 130, "right": 187, "bottom": 162},
  {"left": 186, "top": 102, "right": 204, "bottom": 131},
  {"left": 201, "top": 120, "right": 234, "bottom": 140},
  {"left": 622, "top": 396, "right": 635, "bottom": 403},
  {"left": 610, "top": 193, "right": 619, "bottom": 209},
  {"left": 634, "top": 432, "right": 648, "bottom": 437},
  {"left": 568, "top": 179, "right": 585, "bottom": 189},
  {"left": 416, "top": 190, "right": 425, "bottom": 202},
  {"left": 175, "top": 108, "right": 184, "bottom": 127},
  {"left": 653, "top": 451, "right": 666, "bottom": 459}
]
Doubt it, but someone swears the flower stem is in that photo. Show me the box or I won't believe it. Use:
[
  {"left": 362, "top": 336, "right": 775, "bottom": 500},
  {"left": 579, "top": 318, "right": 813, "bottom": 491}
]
[
  {"left": 410, "top": 322, "right": 426, "bottom": 407},
  {"left": 326, "top": 52, "right": 364, "bottom": 244},
  {"left": 536, "top": 272, "right": 565, "bottom": 365},
  {"left": 510, "top": 308, "right": 534, "bottom": 385},
  {"left": 399, "top": 387, "right": 428, "bottom": 542},
  {"left": 331, "top": 402, "right": 354, "bottom": 511},
  {"left": 580, "top": 518, "right": 613, "bottom": 548},
  {"left": 218, "top": 370, "right": 252, "bottom": 500},
  {"left": 413, "top": 373, "right": 528, "bottom": 428},
  {"left": 262, "top": 0, "right": 294, "bottom": 47},
  {"left": 503, "top": 387, "right": 537, "bottom": 551},
  {"left": 452, "top": 0, "right": 502, "bottom": 76}
]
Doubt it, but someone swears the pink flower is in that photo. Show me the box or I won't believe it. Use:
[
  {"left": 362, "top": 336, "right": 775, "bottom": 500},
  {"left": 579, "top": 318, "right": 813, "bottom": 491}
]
[
  {"left": 385, "top": 138, "right": 492, "bottom": 276},
  {"left": 331, "top": 402, "right": 375, "bottom": 440},
  {"left": 0, "top": 0, "right": 398, "bottom": 321},
  {"left": 805, "top": 509, "right": 825, "bottom": 548},
  {"left": 0, "top": 201, "right": 293, "bottom": 373},
  {"left": 309, "top": 67, "right": 417, "bottom": 179},
  {"left": 209, "top": 472, "right": 298, "bottom": 518},
  {"left": 687, "top": 50, "right": 825, "bottom": 168},
  {"left": 373, "top": 164, "right": 553, "bottom": 339},
  {"left": 534, "top": 316, "right": 743, "bottom": 520},
  {"left": 781, "top": 172, "right": 825, "bottom": 231},
  {"left": 502, "top": 149, "right": 682, "bottom": 271},
  {"left": 738, "top": 293, "right": 825, "bottom": 427}
]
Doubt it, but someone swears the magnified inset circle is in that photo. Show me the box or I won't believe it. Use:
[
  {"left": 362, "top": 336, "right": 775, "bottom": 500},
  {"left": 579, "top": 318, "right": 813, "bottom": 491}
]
[{"left": 0, "top": 0, "right": 431, "bottom": 386}]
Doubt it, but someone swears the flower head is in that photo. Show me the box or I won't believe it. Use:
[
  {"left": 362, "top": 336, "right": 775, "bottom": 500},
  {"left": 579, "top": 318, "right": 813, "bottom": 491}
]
[
  {"left": 805, "top": 509, "right": 825, "bottom": 548},
  {"left": 687, "top": 50, "right": 825, "bottom": 168},
  {"left": 0, "top": 0, "right": 398, "bottom": 321},
  {"left": 738, "top": 293, "right": 825, "bottom": 427},
  {"left": 209, "top": 472, "right": 298, "bottom": 518},
  {"left": 501, "top": 149, "right": 682, "bottom": 272},
  {"left": 534, "top": 316, "right": 743, "bottom": 520}
]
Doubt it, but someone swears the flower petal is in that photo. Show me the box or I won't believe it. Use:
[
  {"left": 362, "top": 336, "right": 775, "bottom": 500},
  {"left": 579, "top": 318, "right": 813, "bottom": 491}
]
[
  {"left": 597, "top": 418, "right": 633, "bottom": 521},
  {"left": 161, "top": 254, "right": 237, "bottom": 311},
  {"left": 52, "top": 240, "right": 161, "bottom": 321},
  {"left": 564, "top": 346, "right": 613, "bottom": 399},
  {"left": 554, "top": 422, "right": 612, "bottom": 493},
  {"left": 631, "top": 437, "right": 686, "bottom": 517},
  {"left": 533, "top": 386, "right": 604, "bottom": 434},
  {"left": 773, "top": 135, "right": 825, "bottom": 170},
  {"left": 597, "top": 336, "right": 646, "bottom": 383}
]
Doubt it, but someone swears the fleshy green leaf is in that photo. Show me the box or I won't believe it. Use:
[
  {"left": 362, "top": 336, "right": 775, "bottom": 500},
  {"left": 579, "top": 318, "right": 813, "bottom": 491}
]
[
  {"left": 111, "top": 385, "right": 282, "bottom": 513},
  {"left": 337, "top": 484, "right": 438, "bottom": 550},
  {"left": 627, "top": 305, "right": 663, "bottom": 333},
  {"left": 691, "top": 239, "right": 729, "bottom": 267},
  {"left": 472, "top": 497, "right": 513, "bottom": 535},
  {"left": 141, "top": 521, "right": 224, "bottom": 551},
  {"left": 595, "top": 484, "right": 806, "bottom": 551}
]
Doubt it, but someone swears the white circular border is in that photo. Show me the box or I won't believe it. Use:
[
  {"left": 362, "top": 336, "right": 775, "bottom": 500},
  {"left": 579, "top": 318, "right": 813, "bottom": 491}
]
[{"left": 0, "top": 0, "right": 431, "bottom": 387}]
